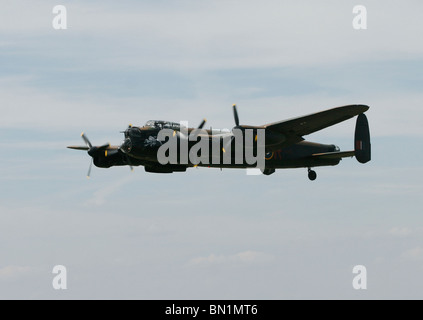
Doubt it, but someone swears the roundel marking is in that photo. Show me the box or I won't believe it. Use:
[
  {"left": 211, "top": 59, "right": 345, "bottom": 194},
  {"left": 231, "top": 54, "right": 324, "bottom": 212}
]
[{"left": 265, "top": 151, "right": 274, "bottom": 160}]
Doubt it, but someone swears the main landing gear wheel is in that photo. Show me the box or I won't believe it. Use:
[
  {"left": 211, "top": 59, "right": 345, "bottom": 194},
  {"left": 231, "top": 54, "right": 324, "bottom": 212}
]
[{"left": 308, "top": 168, "right": 317, "bottom": 181}]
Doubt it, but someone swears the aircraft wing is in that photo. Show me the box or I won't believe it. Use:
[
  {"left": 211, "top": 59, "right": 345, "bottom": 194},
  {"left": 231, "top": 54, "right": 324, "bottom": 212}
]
[
  {"left": 264, "top": 104, "right": 369, "bottom": 140},
  {"left": 67, "top": 145, "right": 119, "bottom": 151}
]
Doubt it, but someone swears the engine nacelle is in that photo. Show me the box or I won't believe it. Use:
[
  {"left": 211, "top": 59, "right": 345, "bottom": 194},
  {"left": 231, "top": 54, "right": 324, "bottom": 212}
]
[
  {"left": 261, "top": 168, "right": 275, "bottom": 175},
  {"left": 94, "top": 152, "right": 125, "bottom": 168}
]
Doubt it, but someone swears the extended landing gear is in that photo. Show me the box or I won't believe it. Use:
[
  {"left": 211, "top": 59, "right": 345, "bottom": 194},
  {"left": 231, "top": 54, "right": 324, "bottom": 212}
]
[
  {"left": 262, "top": 168, "right": 275, "bottom": 176},
  {"left": 308, "top": 168, "right": 317, "bottom": 181}
]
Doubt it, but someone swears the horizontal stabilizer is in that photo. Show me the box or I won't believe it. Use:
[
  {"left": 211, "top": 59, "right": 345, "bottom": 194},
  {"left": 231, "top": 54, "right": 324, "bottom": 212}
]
[
  {"left": 265, "top": 104, "right": 369, "bottom": 138},
  {"left": 311, "top": 151, "right": 355, "bottom": 160}
]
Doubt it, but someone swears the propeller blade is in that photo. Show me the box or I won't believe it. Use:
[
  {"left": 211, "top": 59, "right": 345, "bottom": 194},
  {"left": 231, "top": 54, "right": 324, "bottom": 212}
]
[
  {"left": 67, "top": 146, "right": 89, "bottom": 150},
  {"left": 233, "top": 104, "right": 239, "bottom": 127},
  {"left": 125, "top": 154, "right": 134, "bottom": 172},
  {"left": 98, "top": 143, "right": 111, "bottom": 151},
  {"left": 222, "top": 135, "right": 235, "bottom": 154},
  {"left": 197, "top": 118, "right": 207, "bottom": 129},
  {"left": 87, "top": 158, "right": 93, "bottom": 178},
  {"left": 81, "top": 132, "right": 92, "bottom": 149}
]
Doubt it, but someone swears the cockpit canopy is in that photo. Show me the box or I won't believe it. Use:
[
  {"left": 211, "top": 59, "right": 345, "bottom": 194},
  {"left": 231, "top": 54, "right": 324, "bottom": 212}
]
[{"left": 144, "top": 120, "right": 184, "bottom": 131}]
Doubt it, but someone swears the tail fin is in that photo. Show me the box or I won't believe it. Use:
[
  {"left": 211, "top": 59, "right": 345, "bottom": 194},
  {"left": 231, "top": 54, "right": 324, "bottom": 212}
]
[{"left": 354, "top": 113, "right": 371, "bottom": 163}]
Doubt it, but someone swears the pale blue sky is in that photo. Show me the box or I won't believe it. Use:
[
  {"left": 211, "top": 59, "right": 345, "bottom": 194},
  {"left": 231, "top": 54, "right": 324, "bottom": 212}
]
[{"left": 1, "top": 0, "right": 423, "bottom": 299}]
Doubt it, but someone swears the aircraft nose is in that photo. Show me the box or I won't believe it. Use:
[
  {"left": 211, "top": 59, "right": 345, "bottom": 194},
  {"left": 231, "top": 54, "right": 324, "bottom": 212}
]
[{"left": 121, "top": 138, "right": 132, "bottom": 153}]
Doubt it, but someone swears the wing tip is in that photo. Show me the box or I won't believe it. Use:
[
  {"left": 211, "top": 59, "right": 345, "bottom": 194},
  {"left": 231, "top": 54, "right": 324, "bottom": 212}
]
[
  {"left": 357, "top": 104, "right": 370, "bottom": 113},
  {"left": 337, "top": 104, "right": 369, "bottom": 116},
  {"left": 67, "top": 146, "right": 89, "bottom": 150}
]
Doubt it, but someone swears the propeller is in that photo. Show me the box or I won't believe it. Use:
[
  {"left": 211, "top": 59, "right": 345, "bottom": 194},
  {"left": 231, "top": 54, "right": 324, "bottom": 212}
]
[
  {"left": 87, "top": 159, "right": 93, "bottom": 179},
  {"left": 197, "top": 118, "right": 207, "bottom": 129},
  {"left": 118, "top": 127, "right": 135, "bottom": 172},
  {"left": 120, "top": 124, "right": 133, "bottom": 135},
  {"left": 81, "top": 133, "right": 106, "bottom": 178},
  {"left": 233, "top": 104, "right": 240, "bottom": 127},
  {"left": 223, "top": 104, "right": 245, "bottom": 154},
  {"left": 81, "top": 132, "right": 92, "bottom": 149},
  {"left": 125, "top": 154, "right": 134, "bottom": 172},
  {"left": 68, "top": 132, "right": 124, "bottom": 178}
]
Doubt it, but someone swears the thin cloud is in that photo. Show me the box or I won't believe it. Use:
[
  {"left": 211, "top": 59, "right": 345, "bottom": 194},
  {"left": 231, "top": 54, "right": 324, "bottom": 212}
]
[
  {"left": 0, "top": 266, "right": 32, "bottom": 281},
  {"left": 402, "top": 247, "right": 423, "bottom": 261},
  {"left": 85, "top": 175, "right": 134, "bottom": 206},
  {"left": 188, "top": 251, "right": 274, "bottom": 266},
  {"left": 389, "top": 227, "right": 412, "bottom": 237}
]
